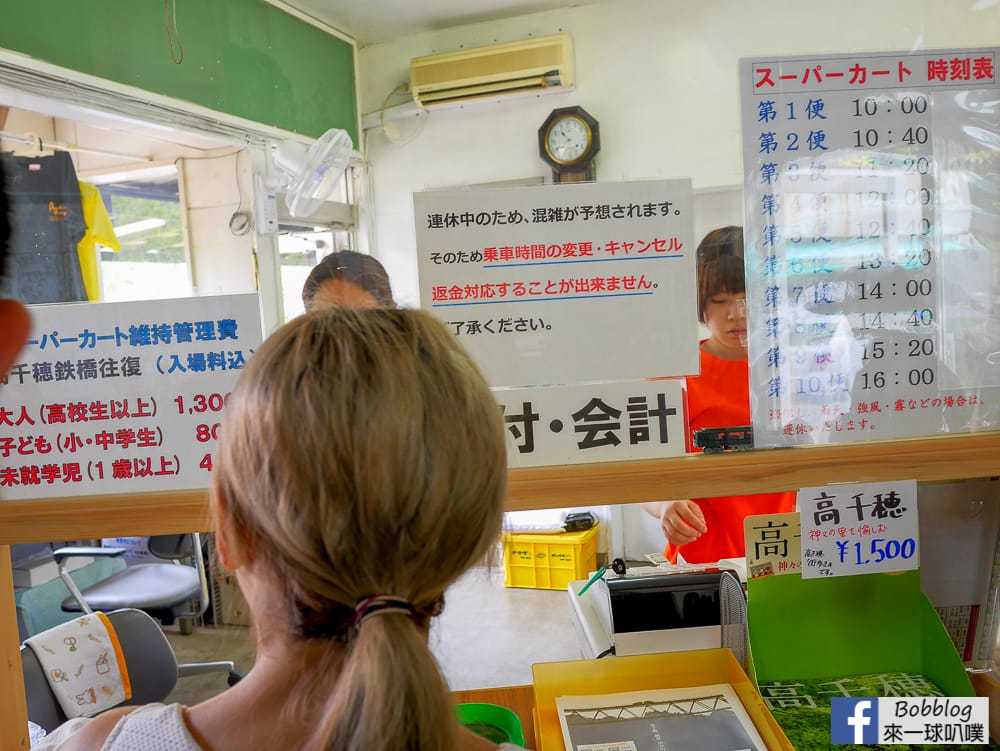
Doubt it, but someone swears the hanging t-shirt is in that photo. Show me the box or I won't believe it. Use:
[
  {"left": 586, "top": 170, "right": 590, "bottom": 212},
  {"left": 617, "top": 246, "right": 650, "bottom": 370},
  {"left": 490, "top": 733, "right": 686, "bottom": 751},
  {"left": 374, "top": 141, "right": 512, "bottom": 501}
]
[
  {"left": 77, "top": 182, "right": 120, "bottom": 300},
  {"left": 0, "top": 151, "right": 88, "bottom": 304}
]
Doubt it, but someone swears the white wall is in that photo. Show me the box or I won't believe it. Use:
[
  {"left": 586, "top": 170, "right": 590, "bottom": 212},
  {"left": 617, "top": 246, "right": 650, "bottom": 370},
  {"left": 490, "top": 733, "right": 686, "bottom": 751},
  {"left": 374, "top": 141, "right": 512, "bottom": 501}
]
[
  {"left": 178, "top": 151, "right": 257, "bottom": 297},
  {"left": 359, "top": 0, "right": 999, "bottom": 304},
  {"left": 357, "top": 0, "right": 1000, "bottom": 558}
]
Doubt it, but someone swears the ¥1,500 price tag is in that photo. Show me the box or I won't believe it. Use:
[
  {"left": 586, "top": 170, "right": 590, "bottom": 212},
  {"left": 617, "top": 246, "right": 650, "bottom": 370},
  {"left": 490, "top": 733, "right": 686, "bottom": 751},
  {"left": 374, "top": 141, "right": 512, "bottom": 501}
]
[{"left": 798, "top": 479, "right": 919, "bottom": 579}]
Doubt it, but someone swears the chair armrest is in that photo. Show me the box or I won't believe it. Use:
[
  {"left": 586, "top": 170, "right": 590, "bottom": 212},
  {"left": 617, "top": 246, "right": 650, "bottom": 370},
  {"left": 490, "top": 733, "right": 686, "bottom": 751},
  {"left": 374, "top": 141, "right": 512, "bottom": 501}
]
[
  {"left": 51, "top": 547, "right": 127, "bottom": 616},
  {"left": 52, "top": 547, "right": 127, "bottom": 564}
]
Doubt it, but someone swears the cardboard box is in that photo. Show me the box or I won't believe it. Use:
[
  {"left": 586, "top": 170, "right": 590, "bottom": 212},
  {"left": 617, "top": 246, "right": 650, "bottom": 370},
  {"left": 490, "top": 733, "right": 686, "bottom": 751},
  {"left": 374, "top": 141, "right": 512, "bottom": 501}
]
[
  {"left": 208, "top": 544, "right": 250, "bottom": 627},
  {"left": 532, "top": 648, "right": 792, "bottom": 751},
  {"left": 213, "top": 573, "right": 251, "bottom": 627},
  {"left": 917, "top": 480, "right": 1000, "bottom": 671},
  {"left": 747, "top": 569, "right": 980, "bottom": 745},
  {"left": 12, "top": 555, "right": 92, "bottom": 589}
]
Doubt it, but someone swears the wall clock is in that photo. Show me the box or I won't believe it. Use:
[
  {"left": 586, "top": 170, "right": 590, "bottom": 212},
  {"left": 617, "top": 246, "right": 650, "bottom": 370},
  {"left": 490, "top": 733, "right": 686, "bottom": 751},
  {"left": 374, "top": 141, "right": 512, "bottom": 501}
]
[{"left": 538, "top": 105, "right": 599, "bottom": 183}]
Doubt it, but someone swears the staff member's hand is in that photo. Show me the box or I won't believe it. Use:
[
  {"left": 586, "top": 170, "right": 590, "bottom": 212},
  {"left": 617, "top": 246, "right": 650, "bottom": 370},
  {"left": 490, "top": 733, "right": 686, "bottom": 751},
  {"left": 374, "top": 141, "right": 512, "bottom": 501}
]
[
  {"left": 660, "top": 499, "right": 707, "bottom": 545},
  {"left": 646, "top": 499, "right": 707, "bottom": 546}
]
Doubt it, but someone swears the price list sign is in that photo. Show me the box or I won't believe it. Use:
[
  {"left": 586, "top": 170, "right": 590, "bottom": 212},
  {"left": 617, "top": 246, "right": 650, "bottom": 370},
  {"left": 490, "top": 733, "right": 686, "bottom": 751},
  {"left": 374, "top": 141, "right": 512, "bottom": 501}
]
[
  {"left": 0, "top": 294, "right": 262, "bottom": 500},
  {"left": 739, "top": 48, "right": 1000, "bottom": 446},
  {"left": 799, "top": 480, "right": 919, "bottom": 579}
]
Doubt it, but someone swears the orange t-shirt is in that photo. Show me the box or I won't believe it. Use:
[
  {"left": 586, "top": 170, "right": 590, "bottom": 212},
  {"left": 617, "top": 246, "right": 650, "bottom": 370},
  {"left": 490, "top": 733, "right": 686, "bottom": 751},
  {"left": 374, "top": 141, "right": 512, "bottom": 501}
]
[{"left": 664, "top": 345, "right": 796, "bottom": 564}]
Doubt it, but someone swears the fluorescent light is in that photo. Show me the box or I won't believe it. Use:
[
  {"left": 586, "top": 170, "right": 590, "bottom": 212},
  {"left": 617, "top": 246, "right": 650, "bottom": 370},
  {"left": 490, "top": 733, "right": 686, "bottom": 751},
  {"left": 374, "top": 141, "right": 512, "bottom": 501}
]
[
  {"left": 113, "top": 218, "right": 167, "bottom": 237},
  {"left": 82, "top": 163, "right": 178, "bottom": 185}
]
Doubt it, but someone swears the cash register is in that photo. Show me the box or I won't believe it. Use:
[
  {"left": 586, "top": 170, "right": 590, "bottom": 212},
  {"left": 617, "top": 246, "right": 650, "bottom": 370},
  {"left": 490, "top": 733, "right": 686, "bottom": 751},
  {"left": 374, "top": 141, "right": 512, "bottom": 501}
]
[{"left": 569, "top": 561, "right": 748, "bottom": 667}]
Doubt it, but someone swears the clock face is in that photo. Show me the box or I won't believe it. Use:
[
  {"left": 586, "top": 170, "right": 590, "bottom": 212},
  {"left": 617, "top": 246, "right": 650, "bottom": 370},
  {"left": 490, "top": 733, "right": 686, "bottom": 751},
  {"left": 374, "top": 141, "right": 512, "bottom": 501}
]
[{"left": 546, "top": 115, "right": 591, "bottom": 165}]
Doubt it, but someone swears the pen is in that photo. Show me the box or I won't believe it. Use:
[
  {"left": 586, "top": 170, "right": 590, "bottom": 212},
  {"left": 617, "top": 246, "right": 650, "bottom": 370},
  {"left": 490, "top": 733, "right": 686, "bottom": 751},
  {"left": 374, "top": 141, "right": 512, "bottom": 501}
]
[{"left": 577, "top": 566, "right": 606, "bottom": 597}]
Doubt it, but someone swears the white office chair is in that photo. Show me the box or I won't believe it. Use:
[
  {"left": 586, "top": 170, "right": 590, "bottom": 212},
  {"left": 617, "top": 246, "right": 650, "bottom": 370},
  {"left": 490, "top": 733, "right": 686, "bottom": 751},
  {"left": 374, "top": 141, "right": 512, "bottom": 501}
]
[
  {"left": 54, "top": 534, "right": 241, "bottom": 686},
  {"left": 57, "top": 535, "right": 208, "bottom": 629}
]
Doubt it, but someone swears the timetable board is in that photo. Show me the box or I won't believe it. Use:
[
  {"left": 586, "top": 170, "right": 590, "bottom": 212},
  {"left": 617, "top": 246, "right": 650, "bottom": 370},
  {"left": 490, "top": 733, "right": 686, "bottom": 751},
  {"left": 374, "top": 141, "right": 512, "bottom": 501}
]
[{"left": 739, "top": 47, "right": 1000, "bottom": 446}]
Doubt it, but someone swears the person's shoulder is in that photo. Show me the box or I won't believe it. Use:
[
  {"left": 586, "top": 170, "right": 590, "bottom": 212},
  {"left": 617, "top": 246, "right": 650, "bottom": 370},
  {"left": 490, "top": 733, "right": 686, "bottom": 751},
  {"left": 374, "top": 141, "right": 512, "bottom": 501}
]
[
  {"left": 39, "top": 706, "right": 139, "bottom": 751},
  {"left": 38, "top": 703, "right": 191, "bottom": 751}
]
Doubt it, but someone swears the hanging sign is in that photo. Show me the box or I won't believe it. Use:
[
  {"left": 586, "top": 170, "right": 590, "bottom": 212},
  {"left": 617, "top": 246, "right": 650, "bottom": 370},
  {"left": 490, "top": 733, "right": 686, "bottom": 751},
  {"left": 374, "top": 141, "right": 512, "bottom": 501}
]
[
  {"left": 739, "top": 47, "right": 1000, "bottom": 446},
  {"left": 414, "top": 179, "right": 697, "bottom": 387},
  {"left": 498, "top": 379, "right": 686, "bottom": 468},
  {"left": 0, "top": 294, "right": 263, "bottom": 500}
]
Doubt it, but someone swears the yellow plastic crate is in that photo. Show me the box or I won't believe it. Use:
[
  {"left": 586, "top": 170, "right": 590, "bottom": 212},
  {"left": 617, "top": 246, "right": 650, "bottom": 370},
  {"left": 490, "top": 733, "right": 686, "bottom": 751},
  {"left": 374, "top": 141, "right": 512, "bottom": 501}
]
[{"left": 502, "top": 524, "right": 599, "bottom": 590}]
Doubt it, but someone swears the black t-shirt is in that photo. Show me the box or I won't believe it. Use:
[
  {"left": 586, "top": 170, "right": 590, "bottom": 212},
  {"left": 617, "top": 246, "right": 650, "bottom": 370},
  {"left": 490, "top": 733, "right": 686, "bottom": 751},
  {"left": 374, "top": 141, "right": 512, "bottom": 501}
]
[{"left": 1, "top": 151, "right": 87, "bottom": 303}]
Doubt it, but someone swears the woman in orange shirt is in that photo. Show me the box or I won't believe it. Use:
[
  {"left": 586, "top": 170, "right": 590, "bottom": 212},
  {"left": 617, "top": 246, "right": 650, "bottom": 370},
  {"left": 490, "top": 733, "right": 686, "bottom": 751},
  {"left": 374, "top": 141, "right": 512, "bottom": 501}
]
[{"left": 643, "top": 227, "right": 796, "bottom": 563}]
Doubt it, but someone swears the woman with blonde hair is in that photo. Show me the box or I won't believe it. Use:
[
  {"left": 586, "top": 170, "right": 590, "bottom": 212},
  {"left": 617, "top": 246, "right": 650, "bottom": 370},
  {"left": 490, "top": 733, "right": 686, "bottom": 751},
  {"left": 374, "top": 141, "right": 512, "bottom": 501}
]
[{"left": 36, "top": 308, "right": 519, "bottom": 751}]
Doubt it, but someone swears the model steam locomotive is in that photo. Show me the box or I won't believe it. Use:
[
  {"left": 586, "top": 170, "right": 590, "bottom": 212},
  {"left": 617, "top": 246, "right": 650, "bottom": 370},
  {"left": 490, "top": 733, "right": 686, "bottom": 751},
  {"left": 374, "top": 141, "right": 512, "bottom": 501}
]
[{"left": 692, "top": 425, "right": 754, "bottom": 453}]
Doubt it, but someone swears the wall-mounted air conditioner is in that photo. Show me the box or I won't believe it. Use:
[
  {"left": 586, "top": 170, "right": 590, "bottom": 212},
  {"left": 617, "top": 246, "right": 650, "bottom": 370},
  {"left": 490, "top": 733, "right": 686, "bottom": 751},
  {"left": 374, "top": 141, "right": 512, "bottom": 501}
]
[{"left": 410, "top": 34, "right": 573, "bottom": 109}]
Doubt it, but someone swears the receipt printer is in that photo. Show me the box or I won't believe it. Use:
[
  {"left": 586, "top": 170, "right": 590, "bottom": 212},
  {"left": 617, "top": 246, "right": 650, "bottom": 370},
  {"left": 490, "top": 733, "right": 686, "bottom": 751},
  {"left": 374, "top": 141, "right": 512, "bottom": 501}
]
[{"left": 595, "top": 568, "right": 746, "bottom": 660}]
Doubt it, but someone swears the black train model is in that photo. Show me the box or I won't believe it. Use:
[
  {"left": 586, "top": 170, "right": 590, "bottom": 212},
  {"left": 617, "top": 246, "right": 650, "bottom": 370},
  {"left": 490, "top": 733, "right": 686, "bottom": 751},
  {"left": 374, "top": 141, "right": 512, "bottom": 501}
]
[{"left": 692, "top": 425, "right": 754, "bottom": 453}]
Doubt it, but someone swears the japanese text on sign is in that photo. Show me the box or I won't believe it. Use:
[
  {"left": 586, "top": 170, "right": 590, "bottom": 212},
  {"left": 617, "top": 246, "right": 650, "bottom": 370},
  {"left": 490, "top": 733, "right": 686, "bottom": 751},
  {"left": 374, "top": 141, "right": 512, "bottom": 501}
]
[
  {"left": 744, "top": 512, "right": 803, "bottom": 578},
  {"left": 0, "top": 294, "right": 262, "bottom": 500},
  {"left": 752, "top": 52, "right": 994, "bottom": 93},
  {"left": 799, "top": 480, "right": 919, "bottom": 579},
  {"left": 740, "top": 47, "right": 1000, "bottom": 446},
  {"left": 497, "top": 380, "right": 685, "bottom": 468},
  {"left": 414, "top": 180, "right": 698, "bottom": 387}
]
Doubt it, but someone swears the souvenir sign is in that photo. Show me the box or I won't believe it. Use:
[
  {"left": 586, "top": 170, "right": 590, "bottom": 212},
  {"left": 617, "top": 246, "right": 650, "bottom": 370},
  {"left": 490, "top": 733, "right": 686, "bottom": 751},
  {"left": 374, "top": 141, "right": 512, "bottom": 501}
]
[
  {"left": 799, "top": 479, "right": 919, "bottom": 578},
  {"left": 744, "top": 512, "right": 803, "bottom": 579}
]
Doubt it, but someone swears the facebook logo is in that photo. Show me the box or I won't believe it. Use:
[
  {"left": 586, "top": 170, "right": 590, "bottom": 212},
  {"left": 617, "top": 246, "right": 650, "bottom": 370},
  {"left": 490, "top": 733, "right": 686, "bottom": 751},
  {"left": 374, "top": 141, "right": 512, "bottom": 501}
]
[{"left": 831, "top": 697, "right": 879, "bottom": 744}]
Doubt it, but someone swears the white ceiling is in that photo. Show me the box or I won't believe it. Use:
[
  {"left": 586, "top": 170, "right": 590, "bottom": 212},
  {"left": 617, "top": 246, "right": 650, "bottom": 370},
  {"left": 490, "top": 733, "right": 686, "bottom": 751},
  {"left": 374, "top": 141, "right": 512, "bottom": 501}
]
[{"left": 274, "top": 0, "right": 593, "bottom": 45}]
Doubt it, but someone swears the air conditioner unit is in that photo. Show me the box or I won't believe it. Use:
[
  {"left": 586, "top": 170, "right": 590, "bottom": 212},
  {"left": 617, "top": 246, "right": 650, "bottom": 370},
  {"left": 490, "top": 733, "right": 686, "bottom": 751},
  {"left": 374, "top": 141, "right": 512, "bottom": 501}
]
[{"left": 410, "top": 34, "right": 573, "bottom": 109}]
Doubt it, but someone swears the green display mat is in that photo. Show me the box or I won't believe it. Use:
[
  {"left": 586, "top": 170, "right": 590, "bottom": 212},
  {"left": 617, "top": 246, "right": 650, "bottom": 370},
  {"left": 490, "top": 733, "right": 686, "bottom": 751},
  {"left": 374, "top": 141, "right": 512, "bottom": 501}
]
[{"left": 758, "top": 672, "right": 997, "bottom": 750}]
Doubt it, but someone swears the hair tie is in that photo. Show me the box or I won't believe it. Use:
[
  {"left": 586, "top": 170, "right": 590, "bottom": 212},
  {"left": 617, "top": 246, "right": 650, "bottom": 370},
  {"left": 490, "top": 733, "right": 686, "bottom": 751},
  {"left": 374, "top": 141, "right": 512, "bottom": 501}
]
[{"left": 353, "top": 594, "right": 415, "bottom": 627}]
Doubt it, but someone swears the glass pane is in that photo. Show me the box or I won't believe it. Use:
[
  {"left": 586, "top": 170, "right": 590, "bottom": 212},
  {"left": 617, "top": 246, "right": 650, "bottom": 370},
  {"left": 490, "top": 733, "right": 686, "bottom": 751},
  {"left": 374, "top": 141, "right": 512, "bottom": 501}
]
[
  {"left": 98, "top": 174, "right": 192, "bottom": 302},
  {"left": 278, "top": 225, "right": 354, "bottom": 322}
]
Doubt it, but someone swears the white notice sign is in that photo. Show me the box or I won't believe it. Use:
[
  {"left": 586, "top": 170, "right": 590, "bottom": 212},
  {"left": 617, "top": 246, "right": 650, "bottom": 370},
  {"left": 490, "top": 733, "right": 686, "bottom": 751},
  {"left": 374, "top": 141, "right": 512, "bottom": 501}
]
[
  {"left": 414, "top": 179, "right": 697, "bottom": 387},
  {"left": 0, "top": 294, "right": 263, "bottom": 500},
  {"left": 497, "top": 379, "right": 686, "bottom": 468},
  {"left": 799, "top": 479, "right": 919, "bottom": 579}
]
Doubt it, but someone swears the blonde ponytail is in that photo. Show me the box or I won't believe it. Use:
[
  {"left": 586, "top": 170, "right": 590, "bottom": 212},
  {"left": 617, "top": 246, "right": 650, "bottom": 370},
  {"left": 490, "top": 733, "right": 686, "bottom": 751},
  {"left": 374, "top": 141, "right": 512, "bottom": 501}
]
[
  {"left": 213, "top": 308, "right": 507, "bottom": 751},
  {"left": 304, "top": 615, "right": 459, "bottom": 751}
]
